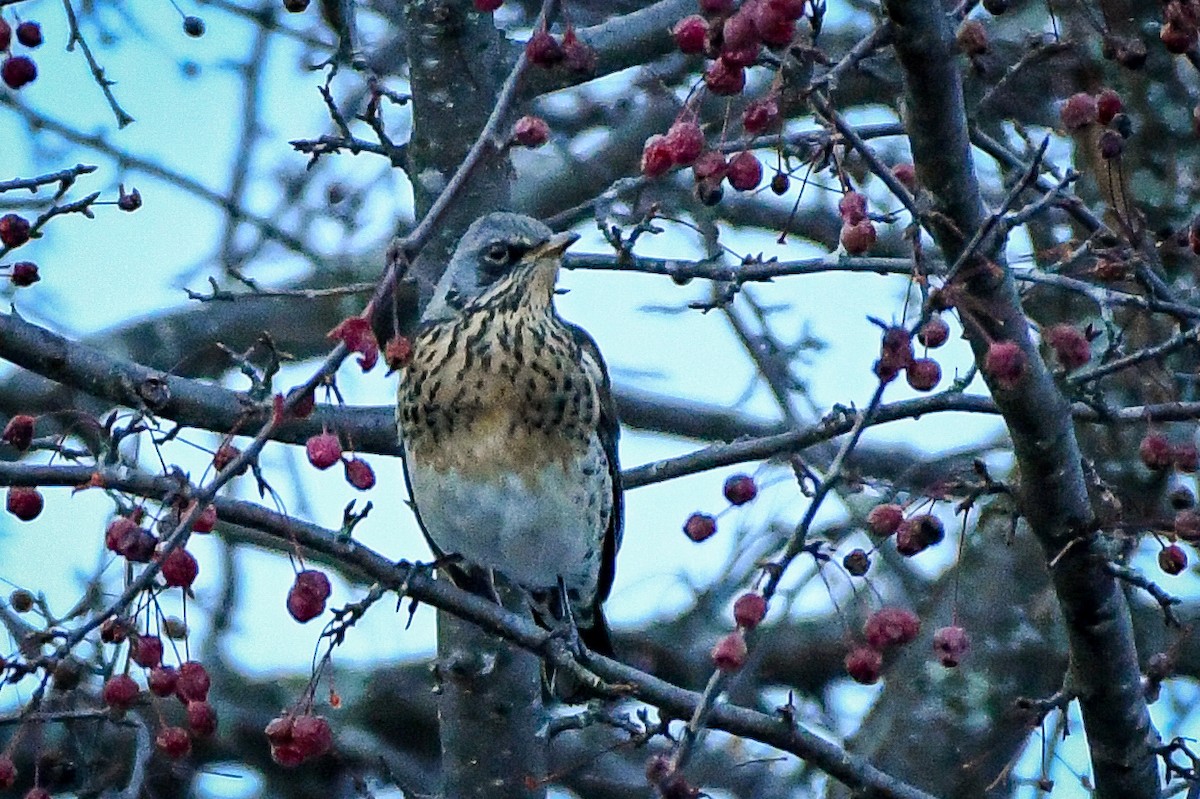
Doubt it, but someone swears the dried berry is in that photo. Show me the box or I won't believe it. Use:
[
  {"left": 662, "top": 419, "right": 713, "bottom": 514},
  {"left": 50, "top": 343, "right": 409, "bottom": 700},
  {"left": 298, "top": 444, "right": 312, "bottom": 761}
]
[
  {"left": 867, "top": 503, "right": 904, "bottom": 536},
  {"left": 284, "top": 0, "right": 311, "bottom": 12},
  {"left": 703, "top": 58, "right": 745, "bottom": 95},
  {"left": 0, "top": 213, "right": 31, "bottom": 247},
  {"left": 1159, "top": 545, "right": 1187, "bottom": 575},
  {"left": 711, "top": 630, "right": 748, "bottom": 671},
  {"left": 700, "top": 0, "right": 734, "bottom": 13},
  {"left": 984, "top": 340, "right": 1027, "bottom": 389},
  {"left": 0, "top": 755, "right": 15, "bottom": 789},
  {"left": 727, "top": 151, "right": 762, "bottom": 191},
  {"left": 932, "top": 625, "right": 970, "bottom": 667},
  {"left": 1044, "top": 324, "right": 1090, "bottom": 370},
  {"left": 1175, "top": 509, "right": 1200, "bottom": 541},
  {"left": 692, "top": 150, "right": 727, "bottom": 181},
  {"left": 1060, "top": 92, "right": 1098, "bottom": 131},
  {"left": 673, "top": 15, "right": 709, "bottom": 54},
  {"left": 684, "top": 512, "right": 717, "bottom": 542},
  {"left": 525, "top": 28, "right": 562, "bottom": 67},
  {"left": 0, "top": 18, "right": 10, "bottom": 50},
  {"left": 840, "top": 220, "right": 876, "bottom": 255},
  {"left": 863, "top": 606, "right": 920, "bottom": 650},
  {"left": 733, "top": 592, "right": 767, "bottom": 629},
  {"left": 10, "top": 261, "right": 39, "bottom": 286},
  {"left": 770, "top": 173, "right": 789, "bottom": 194},
  {"left": 176, "top": 661, "right": 210, "bottom": 702},
  {"left": 1173, "top": 442, "right": 1199, "bottom": 473},
  {"left": 9, "top": 588, "right": 33, "bottom": 612},
  {"left": 182, "top": 16, "right": 205, "bottom": 36},
  {"left": 1140, "top": 433, "right": 1173, "bottom": 471},
  {"left": 561, "top": 26, "right": 596, "bottom": 73},
  {"left": 288, "top": 569, "right": 331, "bottom": 622},
  {"left": 722, "top": 9, "right": 759, "bottom": 50},
  {"left": 723, "top": 473, "right": 758, "bottom": 505},
  {"left": 292, "top": 714, "right": 334, "bottom": 757},
  {"left": 0, "top": 56, "right": 36, "bottom": 89},
  {"left": 148, "top": 666, "right": 179, "bottom": 697},
  {"left": 665, "top": 119, "right": 705, "bottom": 166},
  {"left": 306, "top": 431, "right": 342, "bottom": 470},
  {"left": 3, "top": 414, "right": 35, "bottom": 451},
  {"left": 327, "top": 315, "right": 379, "bottom": 371},
  {"left": 161, "top": 547, "right": 199, "bottom": 589},
  {"left": 906, "top": 358, "right": 941, "bottom": 392},
  {"left": 156, "top": 725, "right": 192, "bottom": 758},
  {"left": 742, "top": 97, "right": 780, "bottom": 134},
  {"left": 917, "top": 315, "right": 949, "bottom": 348},
  {"left": 1096, "top": 88, "right": 1123, "bottom": 124},
  {"left": 512, "top": 115, "right": 549, "bottom": 148},
  {"left": 1170, "top": 486, "right": 1195, "bottom": 509},
  {"left": 754, "top": 1, "right": 796, "bottom": 46},
  {"left": 192, "top": 503, "right": 217, "bottom": 533},
  {"left": 343, "top": 457, "right": 376, "bottom": 490},
  {"left": 891, "top": 162, "right": 916, "bottom": 189},
  {"left": 1160, "top": 21, "right": 1196, "bottom": 54},
  {"left": 103, "top": 674, "right": 140, "bottom": 709},
  {"left": 837, "top": 191, "right": 868, "bottom": 224},
  {"left": 117, "top": 185, "right": 142, "bottom": 211},
  {"left": 131, "top": 635, "right": 164, "bottom": 668},
  {"left": 956, "top": 19, "right": 988, "bottom": 56},
  {"left": 843, "top": 548, "right": 870, "bottom": 576},
  {"left": 641, "top": 134, "right": 674, "bottom": 178},
  {"left": 473, "top": 0, "right": 502, "bottom": 10},
  {"left": 6, "top": 486, "right": 43, "bottom": 521},
  {"left": 1098, "top": 129, "right": 1124, "bottom": 160},
  {"left": 896, "top": 513, "right": 944, "bottom": 556},
  {"left": 187, "top": 700, "right": 218, "bottom": 737},
  {"left": 845, "top": 646, "right": 883, "bottom": 684}
]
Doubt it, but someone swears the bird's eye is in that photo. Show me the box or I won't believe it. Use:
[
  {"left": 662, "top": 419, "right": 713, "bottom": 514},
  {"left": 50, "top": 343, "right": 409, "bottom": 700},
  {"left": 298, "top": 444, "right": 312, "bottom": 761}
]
[{"left": 484, "top": 242, "right": 511, "bottom": 265}]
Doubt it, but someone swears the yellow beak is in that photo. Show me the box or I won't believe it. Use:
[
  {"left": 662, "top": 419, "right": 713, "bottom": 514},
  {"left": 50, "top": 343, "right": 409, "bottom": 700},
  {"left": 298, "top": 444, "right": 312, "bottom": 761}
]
[{"left": 528, "top": 231, "right": 580, "bottom": 261}]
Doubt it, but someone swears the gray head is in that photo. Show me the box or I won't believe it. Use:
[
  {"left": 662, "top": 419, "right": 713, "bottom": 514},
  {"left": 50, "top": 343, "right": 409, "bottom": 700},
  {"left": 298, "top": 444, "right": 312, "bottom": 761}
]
[{"left": 423, "top": 213, "right": 563, "bottom": 323}]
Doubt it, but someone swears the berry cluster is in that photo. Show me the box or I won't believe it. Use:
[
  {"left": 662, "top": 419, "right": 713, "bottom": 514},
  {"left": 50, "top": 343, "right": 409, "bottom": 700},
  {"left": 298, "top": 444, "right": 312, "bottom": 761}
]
[
  {"left": 682, "top": 474, "right": 760, "bottom": 543},
  {"left": 525, "top": 24, "right": 596, "bottom": 73},
  {"left": 265, "top": 712, "right": 334, "bottom": 766},
  {"left": 305, "top": 430, "right": 377, "bottom": 490},
  {"left": 0, "top": 17, "right": 41, "bottom": 90},
  {"left": 865, "top": 502, "right": 946, "bottom": 558},
  {"left": 1139, "top": 432, "right": 1197, "bottom": 474},
  {"left": 872, "top": 324, "right": 944, "bottom": 392},
  {"left": 1060, "top": 88, "right": 1130, "bottom": 161}
]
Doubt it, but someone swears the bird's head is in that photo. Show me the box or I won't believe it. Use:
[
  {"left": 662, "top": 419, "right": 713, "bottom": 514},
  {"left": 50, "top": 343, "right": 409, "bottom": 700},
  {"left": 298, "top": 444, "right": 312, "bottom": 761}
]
[{"left": 423, "top": 212, "right": 579, "bottom": 322}]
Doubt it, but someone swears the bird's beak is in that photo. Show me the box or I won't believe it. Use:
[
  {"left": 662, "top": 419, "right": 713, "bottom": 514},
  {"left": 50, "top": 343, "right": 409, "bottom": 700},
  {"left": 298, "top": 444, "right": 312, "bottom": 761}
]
[{"left": 530, "top": 231, "right": 580, "bottom": 260}]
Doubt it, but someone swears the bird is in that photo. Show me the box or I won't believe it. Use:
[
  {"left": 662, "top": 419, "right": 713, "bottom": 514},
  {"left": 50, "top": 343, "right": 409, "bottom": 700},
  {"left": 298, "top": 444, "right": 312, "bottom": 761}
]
[{"left": 395, "top": 212, "right": 622, "bottom": 656}]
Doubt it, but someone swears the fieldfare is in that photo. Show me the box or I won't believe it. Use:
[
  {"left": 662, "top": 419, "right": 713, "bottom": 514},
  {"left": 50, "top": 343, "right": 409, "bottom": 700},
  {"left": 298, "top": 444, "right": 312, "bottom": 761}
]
[{"left": 396, "top": 212, "right": 622, "bottom": 654}]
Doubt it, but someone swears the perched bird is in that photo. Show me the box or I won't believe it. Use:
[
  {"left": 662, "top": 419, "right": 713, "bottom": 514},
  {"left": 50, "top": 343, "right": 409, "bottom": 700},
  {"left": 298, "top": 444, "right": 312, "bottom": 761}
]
[{"left": 396, "top": 212, "right": 622, "bottom": 655}]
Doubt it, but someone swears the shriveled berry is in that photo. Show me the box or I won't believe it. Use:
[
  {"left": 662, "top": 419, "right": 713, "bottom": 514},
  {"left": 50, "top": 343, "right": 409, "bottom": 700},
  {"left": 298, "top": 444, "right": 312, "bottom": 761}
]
[
  {"left": 3, "top": 414, "right": 35, "bottom": 451},
  {"left": 906, "top": 358, "right": 941, "bottom": 391},
  {"left": 52, "top": 656, "right": 84, "bottom": 690},
  {"left": 187, "top": 700, "right": 217, "bottom": 737},
  {"left": 561, "top": 26, "right": 596, "bottom": 73},
  {"left": 101, "top": 617, "right": 131, "bottom": 644},
  {"left": 1159, "top": 545, "right": 1187, "bottom": 575},
  {"left": 212, "top": 442, "right": 243, "bottom": 472},
  {"left": 306, "top": 431, "right": 342, "bottom": 470},
  {"left": 863, "top": 606, "right": 920, "bottom": 650},
  {"left": 684, "top": 512, "right": 717, "bottom": 542},
  {"left": 384, "top": 336, "right": 413, "bottom": 374},
  {"left": 512, "top": 115, "right": 549, "bottom": 148},
  {"left": 723, "top": 473, "right": 757, "bottom": 505},
  {"left": 672, "top": 15, "right": 709, "bottom": 54},
  {"left": 754, "top": 1, "right": 795, "bottom": 46},
  {"left": 733, "top": 592, "right": 767, "bottom": 628},
  {"left": 23, "top": 789, "right": 50, "bottom": 799},
  {"left": 722, "top": 9, "right": 759, "bottom": 50},
  {"left": 711, "top": 630, "right": 748, "bottom": 671},
  {"left": 891, "top": 162, "right": 916, "bottom": 189},
  {"left": 0, "top": 56, "right": 36, "bottom": 90},
  {"left": 103, "top": 674, "right": 140, "bottom": 709},
  {"left": 182, "top": 16, "right": 205, "bottom": 36},
  {"left": 1044, "top": 324, "right": 1090, "bottom": 370},
  {"left": 840, "top": 220, "right": 876, "bottom": 255},
  {"left": 837, "top": 191, "right": 868, "bottom": 224},
  {"left": 6, "top": 486, "right": 43, "bottom": 521},
  {"left": 115, "top": 185, "right": 141, "bottom": 211},
  {"left": 265, "top": 714, "right": 295, "bottom": 745},
  {"left": 1160, "top": 21, "right": 1195, "bottom": 54},
  {"left": 984, "top": 340, "right": 1027, "bottom": 389},
  {"left": 1098, "top": 129, "right": 1124, "bottom": 160},
  {"left": 742, "top": 97, "right": 780, "bottom": 134},
  {"left": 176, "top": 661, "right": 210, "bottom": 702},
  {"left": 156, "top": 725, "right": 192, "bottom": 758},
  {"left": 932, "top": 625, "right": 970, "bottom": 667},
  {"left": 641, "top": 134, "right": 673, "bottom": 178},
  {"left": 0, "top": 214, "right": 31, "bottom": 247},
  {"left": 1170, "top": 486, "right": 1195, "bottom": 509},
  {"left": 843, "top": 548, "right": 870, "bottom": 576},
  {"left": 703, "top": 58, "right": 745, "bottom": 95},
  {"left": 284, "top": 0, "right": 311, "bottom": 12},
  {"left": 192, "top": 503, "right": 217, "bottom": 533},
  {"left": 896, "top": 513, "right": 944, "bottom": 556},
  {"left": 148, "top": 666, "right": 179, "bottom": 697},
  {"left": 10, "top": 261, "right": 39, "bottom": 286},
  {"left": 845, "top": 646, "right": 883, "bottom": 684},
  {"left": 336, "top": 457, "right": 373, "bottom": 490},
  {"left": 131, "top": 635, "right": 164, "bottom": 668},
  {"left": 721, "top": 42, "right": 760, "bottom": 67},
  {"left": 292, "top": 714, "right": 333, "bottom": 757},
  {"left": 1060, "top": 92, "right": 1098, "bottom": 131},
  {"left": 525, "top": 28, "right": 562, "bottom": 67},
  {"left": 1096, "top": 88, "right": 1123, "bottom": 124},
  {"left": 866, "top": 503, "right": 903, "bottom": 536},
  {"left": 700, "top": 0, "right": 734, "bottom": 13},
  {"left": 161, "top": 547, "right": 199, "bottom": 589},
  {"left": 288, "top": 569, "right": 331, "bottom": 623},
  {"left": 665, "top": 120, "right": 705, "bottom": 165},
  {"left": 956, "top": 19, "right": 988, "bottom": 56},
  {"left": 1175, "top": 509, "right": 1200, "bottom": 541},
  {"left": 693, "top": 150, "right": 727, "bottom": 181},
  {"left": 727, "top": 151, "right": 762, "bottom": 191},
  {"left": 0, "top": 19, "right": 10, "bottom": 50},
  {"left": 1173, "top": 442, "right": 1199, "bottom": 473},
  {"left": 770, "top": 173, "right": 789, "bottom": 194},
  {"left": 0, "top": 755, "right": 15, "bottom": 789},
  {"left": 9, "top": 588, "right": 33, "bottom": 612},
  {"left": 917, "top": 315, "right": 949, "bottom": 348},
  {"left": 1140, "top": 433, "right": 1173, "bottom": 471}
]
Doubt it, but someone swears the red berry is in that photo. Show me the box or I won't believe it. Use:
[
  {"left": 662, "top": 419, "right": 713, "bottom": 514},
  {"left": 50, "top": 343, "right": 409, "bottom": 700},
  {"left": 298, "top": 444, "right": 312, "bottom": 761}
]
[
  {"left": 741, "top": 97, "right": 780, "bottom": 134},
  {"left": 956, "top": 18, "right": 988, "bottom": 56},
  {"left": 703, "top": 58, "right": 745, "bottom": 95},
  {"left": 561, "top": 26, "right": 596, "bottom": 73},
  {"left": 525, "top": 28, "right": 562, "bottom": 67},
  {"left": 292, "top": 714, "right": 334, "bottom": 757},
  {"left": 984, "top": 340, "right": 1027, "bottom": 389},
  {"left": 3, "top": 414, "right": 35, "bottom": 451},
  {"left": 512, "top": 115, "right": 549, "bottom": 148},
  {"left": 161, "top": 547, "right": 199, "bottom": 588},
  {"left": 770, "top": 173, "right": 790, "bottom": 194},
  {"left": 187, "top": 700, "right": 218, "bottom": 737},
  {"left": 1098, "top": 129, "right": 1124, "bottom": 160},
  {"left": 768, "top": 0, "right": 805, "bottom": 17},
  {"left": 156, "top": 725, "right": 192, "bottom": 758},
  {"left": 723, "top": 473, "right": 758, "bottom": 505},
  {"left": 131, "top": 635, "right": 164, "bottom": 668},
  {"left": 176, "top": 661, "right": 210, "bottom": 702},
  {"left": 684, "top": 512, "right": 717, "bottom": 542},
  {"left": 0, "top": 214, "right": 31, "bottom": 247},
  {"left": 1159, "top": 544, "right": 1188, "bottom": 575},
  {"left": 837, "top": 191, "right": 868, "bottom": 224},
  {"left": 1096, "top": 88, "right": 1122, "bottom": 124},
  {"left": 840, "top": 220, "right": 876, "bottom": 255},
  {"left": 641, "top": 134, "right": 674, "bottom": 177},
  {"left": 327, "top": 315, "right": 378, "bottom": 371},
  {"left": 1140, "top": 433, "right": 1173, "bottom": 471},
  {"left": 473, "top": 0, "right": 503, "bottom": 11},
  {"left": 711, "top": 630, "right": 748, "bottom": 672},
  {"left": 863, "top": 606, "right": 920, "bottom": 650},
  {"left": 726, "top": 151, "right": 762, "bottom": 191},
  {"left": 692, "top": 150, "right": 727, "bottom": 181},
  {"left": 212, "top": 442, "right": 243, "bottom": 472},
  {"left": 665, "top": 120, "right": 705, "bottom": 166},
  {"left": 1060, "top": 92, "right": 1098, "bottom": 130},
  {"left": 106, "top": 518, "right": 158, "bottom": 563},
  {"left": 754, "top": 2, "right": 795, "bottom": 46},
  {"left": 895, "top": 513, "right": 944, "bottom": 556},
  {"left": 384, "top": 337, "right": 413, "bottom": 373},
  {"left": 0, "top": 754, "right": 16, "bottom": 789},
  {"left": 906, "top": 358, "right": 941, "bottom": 391},
  {"left": 10, "top": 261, "right": 38, "bottom": 286},
  {"left": 16, "top": 22, "right": 42, "bottom": 48},
  {"left": 265, "top": 714, "right": 295, "bottom": 745},
  {"left": 1044, "top": 324, "right": 1090, "bottom": 370},
  {"left": 866, "top": 503, "right": 903, "bottom": 536},
  {"left": 733, "top": 592, "right": 767, "bottom": 629},
  {"left": 288, "top": 569, "right": 331, "bottom": 622},
  {"left": 880, "top": 326, "right": 914, "bottom": 373},
  {"left": 340, "top": 457, "right": 374, "bottom": 490},
  {"left": 192, "top": 503, "right": 217, "bottom": 533},
  {"left": 6, "top": 486, "right": 42, "bottom": 521},
  {"left": 0, "top": 56, "right": 36, "bottom": 89},
  {"left": 103, "top": 674, "right": 141, "bottom": 709},
  {"left": 0, "top": 19, "right": 10, "bottom": 50},
  {"left": 672, "top": 15, "right": 708, "bottom": 54},
  {"left": 891, "top": 162, "right": 917, "bottom": 189},
  {"left": 722, "top": 9, "right": 759, "bottom": 50},
  {"left": 1160, "top": 22, "right": 1196, "bottom": 54},
  {"left": 1174, "top": 442, "right": 1199, "bottom": 473},
  {"left": 932, "top": 625, "right": 970, "bottom": 667},
  {"left": 1174, "top": 509, "right": 1200, "bottom": 542},
  {"left": 306, "top": 431, "right": 342, "bottom": 470},
  {"left": 844, "top": 646, "right": 883, "bottom": 684},
  {"left": 843, "top": 548, "right": 870, "bottom": 576},
  {"left": 148, "top": 666, "right": 179, "bottom": 697},
  {"left": 700, "top": 0, "right": 734, "bottom": 13},
  {"left": 917, "top": 315, "right": 949, "bottom": 348}
]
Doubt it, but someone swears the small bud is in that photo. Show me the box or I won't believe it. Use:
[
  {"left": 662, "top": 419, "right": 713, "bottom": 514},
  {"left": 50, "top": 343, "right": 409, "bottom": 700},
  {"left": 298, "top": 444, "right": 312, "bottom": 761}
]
[
  {"left": 733, "top": 592, "right": 767, "bottom": 628},
  {"left": 723, "top": 473, "right": 758, "bottom": 505},
  {"left": 711, "top": 630, "right": 748, "bottom": 671},
  {"left": 932, "top": 625, "right": 970, "bottom": 667},
  {"left": 683, "top": 512, "right": 717, "bottom": 542},
  {"left": 511, "top": 115, "right": 549, "bottom": 148}
]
